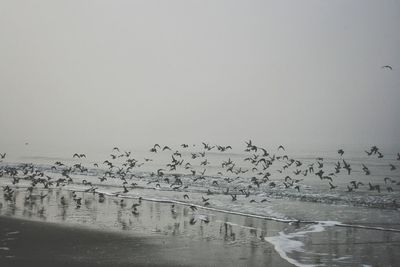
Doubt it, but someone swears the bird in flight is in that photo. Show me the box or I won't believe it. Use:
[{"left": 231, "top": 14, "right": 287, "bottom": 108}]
[{"left": 382, "top": 65, "right": 393, "bottom": 70}]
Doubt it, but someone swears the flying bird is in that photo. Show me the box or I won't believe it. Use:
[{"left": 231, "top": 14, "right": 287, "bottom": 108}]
[{"left": 382, "top": 65, "right": 393, "bottom": 70}]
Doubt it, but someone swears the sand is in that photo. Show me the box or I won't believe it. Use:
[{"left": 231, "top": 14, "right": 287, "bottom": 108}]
[{"left": 0, "top": 215, "right": 292, "bottom": 267}]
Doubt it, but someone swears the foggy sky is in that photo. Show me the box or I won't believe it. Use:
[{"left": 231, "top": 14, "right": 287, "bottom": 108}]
[{"left": 1, "top": 0, "right": 399, "bottom": 154}]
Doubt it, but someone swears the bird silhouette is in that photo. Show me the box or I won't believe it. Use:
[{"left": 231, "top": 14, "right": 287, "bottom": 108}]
[
  {"left": 329, "top": 182, "right": 337, "bottom": 190},
  {"left": 382, "top": 65, "right": 393, "bottom": 70}
]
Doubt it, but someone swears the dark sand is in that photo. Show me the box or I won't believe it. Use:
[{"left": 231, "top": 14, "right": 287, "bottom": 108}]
[{"left": 0, "top": 216, "right": 289, "bottom": 267}]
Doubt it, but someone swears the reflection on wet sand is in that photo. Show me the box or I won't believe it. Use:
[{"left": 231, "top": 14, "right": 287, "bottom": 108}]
[{"left": 1, "top": 188, "right": 400, "bottom": 266}]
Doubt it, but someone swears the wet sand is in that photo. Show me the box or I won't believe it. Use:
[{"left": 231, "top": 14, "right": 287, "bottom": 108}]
[
  {"left": 0, "top": 215, "right": 290, "bottom": 267},
  {"left": 1, "top": 187, "right": 400, "bottom": 266}
]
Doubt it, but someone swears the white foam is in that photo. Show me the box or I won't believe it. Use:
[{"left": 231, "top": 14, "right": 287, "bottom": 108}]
[{"left": 265, "top": 221, "right": 341, "bottom": 267}]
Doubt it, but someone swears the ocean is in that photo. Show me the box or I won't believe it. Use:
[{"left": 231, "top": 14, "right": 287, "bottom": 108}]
[{"left": 1, "top": 142, "right": 400, "bottom": 266}]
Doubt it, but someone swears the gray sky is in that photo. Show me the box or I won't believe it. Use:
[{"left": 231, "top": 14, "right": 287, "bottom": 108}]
[{"left": 1, "top": 0, "right": 399, "bottom": 154}]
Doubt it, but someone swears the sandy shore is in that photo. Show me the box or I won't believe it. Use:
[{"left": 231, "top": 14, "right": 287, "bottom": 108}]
[
  {"left": 0, "top": 215, "right": 291, "bottom": 267},
  {"left": 1, "top": 187, "right": 400, "bottom": 266}
]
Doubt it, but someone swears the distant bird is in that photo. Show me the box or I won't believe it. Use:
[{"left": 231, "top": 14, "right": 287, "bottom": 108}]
[
  {"left": 123, "top": 185, "right": 129, "bottom": 193},
  {"left": 368, "top": 182, "right": 381, "bottom": 193},
  {"left": 347, "top": 185, "right": 353, "bottom": 192},
  {"left": 338, "top": 149, "right": 344, "bottom": 156},
  {"left": 389, "top": 164, "right": 396, "bottom": 171},
  {"left": 113, "top": 147, "right": 120, "bottom": 152},
  {"left": 190, "top": 205, "right": 197, "bottom": 211},
  {"left": 382, "top": 65, "right": 393, "bottom": 70},
  {"left": 0, "top": 153, "right": 6, "bottom": 159},
  {"left": 150, "top": 144, "right": 161, "bottom": 153},
  {"left": 329, "top": 182, "right": 337, "bottom": 190},
  {"left": 350, "top": 181, "right": 364, "bottom": 189},
  {"left": 343, "top": 160, "right": 351, "bottom": 175},
  {"left": 183, "top": 194, "right": 189, "bottom": 199},
  {"left": 278, "top": 145, "right": 285, "bottom": 151}
]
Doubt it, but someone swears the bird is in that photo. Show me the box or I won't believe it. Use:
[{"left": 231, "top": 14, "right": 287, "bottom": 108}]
[
  {"left": 329, "top": 182, "right": 337, "bottom": 190},
  {"left": 382, "top": 65, "right": 393, "bottom": 70},
  {"left": 278, "top": 145, "right": 285, "bottom": 151},
  {"left": 202, "top": 196, "right": 209, "bottom": 202},
  {"left": 190, "top": 205, "right": 197, "bottom": 211},
  {"left": 365, "top": 150, "right": 373, "bottom": 156},
  {"left": 389, "top": 164, "right": 396, "bottom": 171},
  {"left": 338, "top": 149, "right": 344, "bottom": 156},
  {"left": 347, "top": 185, "right": 353, "bottom": 192},
  {"left": 0, "top": 153, "right": 6, "bottom": 159},
  {"left": 343, "top": 160, "right": 351, "bottom": 175}
]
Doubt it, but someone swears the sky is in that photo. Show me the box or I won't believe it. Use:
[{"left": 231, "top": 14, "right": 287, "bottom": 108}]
[{"left": 0, "top": 0, "right": 399, "bottom": 155}]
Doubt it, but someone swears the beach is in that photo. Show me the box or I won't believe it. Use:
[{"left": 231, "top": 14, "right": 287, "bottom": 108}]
[
  {"left": 0, "top": 211, "right": 292, "bottom": 267},
  {"left": 1, "top": 185, "right": 400, "bottom": 267}
]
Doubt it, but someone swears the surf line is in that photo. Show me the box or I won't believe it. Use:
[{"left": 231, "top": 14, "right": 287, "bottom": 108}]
[{"left": 66, "top": 188, "right": 400, "bottom": 233}]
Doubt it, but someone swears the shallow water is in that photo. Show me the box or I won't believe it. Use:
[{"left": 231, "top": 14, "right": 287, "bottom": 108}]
[{"left": 1, "top": 145, "right": 400, "bottom": 266}]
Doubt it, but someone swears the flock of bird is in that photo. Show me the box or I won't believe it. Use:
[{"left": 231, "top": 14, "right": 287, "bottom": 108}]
[{"left": 1, "top": 142, "right": 400, "bottom": 214}]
